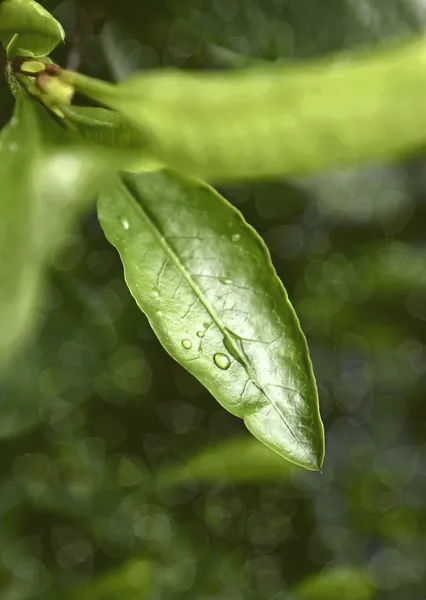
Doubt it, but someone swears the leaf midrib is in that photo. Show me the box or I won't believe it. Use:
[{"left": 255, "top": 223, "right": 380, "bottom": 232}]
[{"left": 119, "top": 179, "right": 306, "bottom": 451}]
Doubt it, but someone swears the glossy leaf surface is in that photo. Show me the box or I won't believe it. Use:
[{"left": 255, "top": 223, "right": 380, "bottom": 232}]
[
  {"left": 98, "top": 170, "right": 324, "bottom": 470},
  {"left": 65, "top": 39, "right": 426, "bottom": 181},
  {"left": 0, "top": 0, "right": 65, "bottom": 57}
]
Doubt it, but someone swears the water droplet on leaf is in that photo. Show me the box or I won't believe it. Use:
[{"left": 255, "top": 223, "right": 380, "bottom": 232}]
[
  {"left": 231, "top": 233, "right": 241, "bottom": 243},
  {"left": 214, "top": 353, "right": 230, "bottom": 370},
  {"left": 122, "top": 219, "right": 130, "bottom": 230},
  {"left": 197, "top": 331, "right": 205, "bottom": 338},
  {"left": 182, "top": 339, "right": 193, "bottom": 350}
]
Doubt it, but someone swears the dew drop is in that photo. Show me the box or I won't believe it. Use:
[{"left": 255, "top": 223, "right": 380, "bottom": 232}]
[
  {"left": 157, "top": 310, "right": 163, "bottom": 317},
  {"left": 182, "top": 339, "right": 192, "bottom": 350},
  {"left": 197, "top": 331, "right": 205, "bottom": 338},
  {"left": 214, "top": 353, "right": 231, "bottom": 370},
  {"left": 122, "top": 218, "right": 130, "bottom": 230},
  {"left": 152, "top": 290, "right": 159, "bottom": 299},
  {"left": 231, "top": 233, "right": 241, "bottom": 243}
]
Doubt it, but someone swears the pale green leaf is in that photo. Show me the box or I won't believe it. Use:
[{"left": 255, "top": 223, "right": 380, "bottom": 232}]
[
  {"left": 97, "top": 170, "right": 324, "bottom": 470},
  {"left": 63, "top": 39, "right": 426, "bottom": 181},
  {"left": 0, "top": 89, "right": 113, "bottom": 372},
  {"left": 159, "top": 435, "right": 295, "bottom": 487},
  {"left": 0, "top": 0, "right": 65, "bottom": 57},
  {"left": 62, "top": 105, "right": 162, "bottom": 173}
]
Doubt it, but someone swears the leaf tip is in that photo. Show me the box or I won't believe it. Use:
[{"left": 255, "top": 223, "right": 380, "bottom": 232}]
[
  {"left": 280, "top": 437, "right": 324, "bottom": 472},
  {"left": 300, "top": 424, "right": 325, "bottom": 472}
]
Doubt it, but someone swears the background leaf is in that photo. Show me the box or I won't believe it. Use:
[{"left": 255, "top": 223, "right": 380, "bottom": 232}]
[
  {"left": 62, "top": 106, "right": 161, "bottom": 173},
  {"left": 158, "top": 435, "right": 295, "bottom": 486},
  {"left": 65, "top": 39, "right": 426, "bottom": 181},
  {"left": 97, "top": 169, "right": 324, "bottom": 470},
  {"left": 0, "top": 87, "right": 112, "bottom": 372}
]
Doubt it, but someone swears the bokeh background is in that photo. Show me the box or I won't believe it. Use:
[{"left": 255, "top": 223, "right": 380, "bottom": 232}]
[{"left": 1, "top": 1, "right": 426, "bottom": 599}]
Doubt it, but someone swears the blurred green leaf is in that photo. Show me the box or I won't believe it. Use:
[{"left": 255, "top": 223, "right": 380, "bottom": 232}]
[
  {"left": 0, "top": 0, "right": 65, "bottom": 58},
  {"left": 294, "top": 566, "right": 376, "bottom": 600},
  {"left": 0, "top": 88, "right": 114, "bottom": 372},
  {"left": 62, "top": 106, "right": 161, "bottom": 173},
  {"left": 98, "top": 169, "right": 324, "bottom": 470},
  {"left": 65, "top": 39, "right": 426, "bottom": 181},
  {"left": 159, "top": 435, "right": 294, "bottom": 486}
]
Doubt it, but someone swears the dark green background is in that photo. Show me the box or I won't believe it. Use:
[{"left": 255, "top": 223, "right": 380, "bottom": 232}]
[{"left": 1, "top": 2, "right": 425, "bottom": 599}]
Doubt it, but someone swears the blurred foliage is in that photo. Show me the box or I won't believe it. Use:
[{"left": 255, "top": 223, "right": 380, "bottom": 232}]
[{"left": 1, "top": 1, "right": 426, "bottom": 599}]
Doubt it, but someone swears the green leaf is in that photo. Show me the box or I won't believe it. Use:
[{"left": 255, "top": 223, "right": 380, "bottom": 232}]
[
  {"left": 0, "top": 0, "right": 65, "bottom": 58},
  {"left": 158, "top": 435, "right": 295, "bottom": 487},
  {"left": 62, "top": 106, "right": 162, "bottom": 173},
  {"left": 64, "top": 39, "right": 426, "bottom": 181},
  {"left": 0, "top": 89, "right": 112, "bottom": 372},
  {"left": 294, "top": 566, "right": 376, "bottom": 600},
  {"left": 97, "top": 170, "right": 324, "bottom": 470}
]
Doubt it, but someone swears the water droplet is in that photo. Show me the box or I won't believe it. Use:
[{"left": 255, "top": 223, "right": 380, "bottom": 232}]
[
  {"left": 231, "top": 233, "right": 241, "bottom": 243},
  {"left": 157, "top": 310, "right": 163, "bottom": 317},
  {"left": 182, "top": 339, "right": 192, "bottom": 350},
  {"left": 122, "top": 219, "right": 130, "bottom": 230},
  {"left": 197, "top": 331, "right": 205, "bottom": 338},
  {"left": 214, "top": 353, "right": 230, "bottom": 370},
  {"left": 152, "top": 290, "right": 159, "bottom": 299}
]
